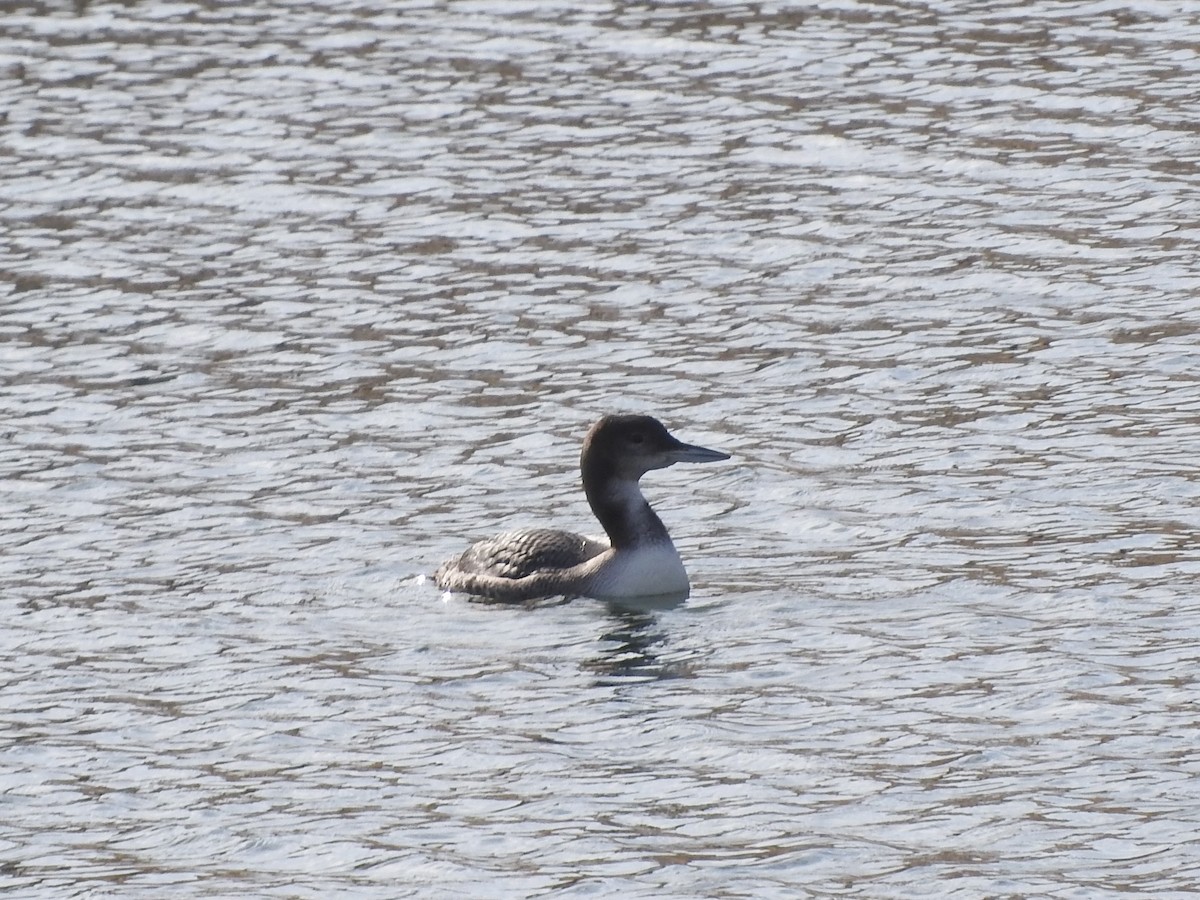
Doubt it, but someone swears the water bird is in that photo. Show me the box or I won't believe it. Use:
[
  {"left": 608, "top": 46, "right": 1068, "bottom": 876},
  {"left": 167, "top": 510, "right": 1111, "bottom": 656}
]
[{"left": 434, "top": 415, "right": 730, "bottom": 602}]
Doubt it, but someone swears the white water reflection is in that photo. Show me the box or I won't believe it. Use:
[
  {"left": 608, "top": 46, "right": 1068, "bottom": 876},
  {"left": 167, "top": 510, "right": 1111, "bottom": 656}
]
[{"left": 3, "top": 0, "right": 1200, "bottom": 897}]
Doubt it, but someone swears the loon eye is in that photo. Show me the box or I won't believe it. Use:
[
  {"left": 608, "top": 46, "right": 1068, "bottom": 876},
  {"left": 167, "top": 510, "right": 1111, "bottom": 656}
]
[{"left": 629, "top": 432, "right": 645, "bottom": 445}]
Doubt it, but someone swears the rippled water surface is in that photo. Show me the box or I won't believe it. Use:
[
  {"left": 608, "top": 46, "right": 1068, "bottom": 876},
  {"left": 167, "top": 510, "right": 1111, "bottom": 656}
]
[{"left": 4, "top": 1, "right": 1200, "bottom": 896}]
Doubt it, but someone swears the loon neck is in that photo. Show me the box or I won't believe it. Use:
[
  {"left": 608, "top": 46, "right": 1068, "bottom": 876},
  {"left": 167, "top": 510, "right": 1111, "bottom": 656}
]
[
  {"left": 586, "top": 477, "right": 672, "bottom": 550},
  {"left": 582, "top": 455, "right": 673, "bottom": 550}
]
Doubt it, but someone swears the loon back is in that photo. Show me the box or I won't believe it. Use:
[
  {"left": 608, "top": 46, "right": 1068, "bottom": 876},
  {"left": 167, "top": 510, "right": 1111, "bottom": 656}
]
[
  {"left": 438, "top": 528, "right": 607, "bottom": 581},
  {"left": 434, "top": 529, "right": 608, "bottom": 602}
]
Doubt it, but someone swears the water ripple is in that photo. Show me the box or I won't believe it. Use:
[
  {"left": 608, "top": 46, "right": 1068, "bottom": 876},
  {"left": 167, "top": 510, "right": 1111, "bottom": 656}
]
[{"left": 3, "top": 0, "right": 1200, "bottom": 897}]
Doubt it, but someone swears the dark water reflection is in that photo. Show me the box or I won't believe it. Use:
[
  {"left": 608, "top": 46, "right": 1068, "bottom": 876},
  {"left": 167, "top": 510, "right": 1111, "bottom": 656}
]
[
  {"left": 590, "top": 601, "right": 688, "bottom": 684},
  {"left": 4, "top": 0, "right": 1200, "bottom": 897}
]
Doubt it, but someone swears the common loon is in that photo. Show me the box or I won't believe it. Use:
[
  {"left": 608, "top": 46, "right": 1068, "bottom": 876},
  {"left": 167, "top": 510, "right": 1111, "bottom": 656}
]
[{"left": 434, "top": 415, "right": 730, "bottom": 602}]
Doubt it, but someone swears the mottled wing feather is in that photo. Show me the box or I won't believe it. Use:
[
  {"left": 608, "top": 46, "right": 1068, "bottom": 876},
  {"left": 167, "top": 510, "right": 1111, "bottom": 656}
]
[{"left": 451, "top": 529, "right": 607, "bottom": 580}]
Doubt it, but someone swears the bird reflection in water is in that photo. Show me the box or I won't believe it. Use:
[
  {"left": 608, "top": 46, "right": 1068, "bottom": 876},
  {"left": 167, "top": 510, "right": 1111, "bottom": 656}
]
[{"left": 589, "top": 595, "right": 693, "bottom": 683}]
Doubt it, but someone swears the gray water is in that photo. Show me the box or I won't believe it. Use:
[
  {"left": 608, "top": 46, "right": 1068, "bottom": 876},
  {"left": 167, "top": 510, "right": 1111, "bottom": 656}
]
[{"left": 3, "top": 1, "right": 1200, "bottom": 897}]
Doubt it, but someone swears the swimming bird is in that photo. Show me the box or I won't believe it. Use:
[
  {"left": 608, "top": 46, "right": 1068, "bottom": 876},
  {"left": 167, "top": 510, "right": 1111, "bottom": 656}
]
[{"left": 434, "top": 414, "right": 729, "bottom": 602}]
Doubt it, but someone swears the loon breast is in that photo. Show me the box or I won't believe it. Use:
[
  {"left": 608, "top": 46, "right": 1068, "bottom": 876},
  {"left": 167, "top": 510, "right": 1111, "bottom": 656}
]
[{"left": 585, "top": 543, "right": 689, "bottom": 599}]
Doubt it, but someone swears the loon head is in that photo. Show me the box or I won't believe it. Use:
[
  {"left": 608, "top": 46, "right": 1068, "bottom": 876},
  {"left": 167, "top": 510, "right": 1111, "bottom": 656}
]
[
  {"left": 581, "top": 415, "right": 730, "bottom": 482},
  {"left": 579, "top": 414, "right": 729, "bottom": 551}
]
